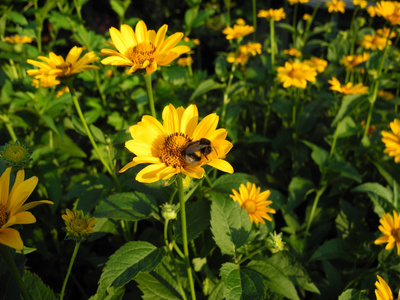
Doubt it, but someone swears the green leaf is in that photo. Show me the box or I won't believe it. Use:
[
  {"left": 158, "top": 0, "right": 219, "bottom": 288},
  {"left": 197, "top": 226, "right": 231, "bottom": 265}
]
[
  {"left": 310, "top": 238, "right": 354, "bottom": 262},
  {"left": 110, "top": 0, "right": 125, "bottom": 17},
  {"left": 212, "top": 172, "right": 254, "bottom": 194},
  {"left": 276, "top": 22, "right": 296, "bottom": 34},
  {"left": 23, "top": 270, "right": 57, "bottom": 300},
  {"left": 302, "top": 140, "right": 329, "bottom": 168},
  {"left": 7, "top": 11, "right": 28, "bottom": 25},
  {"left": 97, "top": 241, "right": 165, "bottom": 297},
  {"left": 90, "top": 124, "right": 106, "bottom": 144},
  {"left": 338, "top": 289, "right": 369, "bottom": 300},
  {"left": 247, "top": 260, "right": 300, "bottom": 300},
  {"left": 39, "top": 114, "right": 60, "bottom": 135},
  {"left": 326, "top": 160, "right": 361, "bottom": 183},
  {"left": 286, "top": 177, "right": 315, "bottom": 213},
  {"left": 94, "top": 192, "right": 159, "bottom": 221},
  {"left": 173, "top": 200, "right": 210, "bottom": 243},
  {"left": 336, "top": 116, "right": 358, "bottom": 138},
  {"left": 352, "top": 182, "right": 394, "bottom": 215},
  {"left": 220, "top": 263, "right": 266, "bottom": 300},
  {"left": 189, "top": 79, "right": 225, "bottom": 100},
  {"left": 71, "top": 115, "right": 87, "bottom": 136},
  {"left": 209, "top": 192, "right": 251, "bottom": 255},
  {"left": 331, "top": 94, "right": 364, "bottom": 127},
  {"left": 191, "top": 8, "right": 215, "bottom": 29}
]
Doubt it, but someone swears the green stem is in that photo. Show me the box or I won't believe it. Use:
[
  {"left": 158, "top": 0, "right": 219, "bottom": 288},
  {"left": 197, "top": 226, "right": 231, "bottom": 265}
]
[
  {"left": 305, "top": 186, "right": 327, "bottom": 236},
  {"left": 60, "top": 242, "right": 80, "bottom": 300},
  {"left": 292, "top": 4, "right": 298, "bottom": 42},
  {"left": 3, "top": 117, "right": 18, "bottom": 142},
  {"left": 143, "top": 74, "right": 156, "bottom": 119},
  {"left": 270, "top": 19, "right": 276, "bottom": 67},
  {"left": 252, "top": 0, "right": 257, "bottom": 42},
  {"left": 0, "top": 245, "right": 30, "bottom": 300},
  {"left": 164, "top": 220, "right": 188, "bottom": 300},
  {"left": 330, "top": 121, "right": 340, "bottom": 158},
  {"left": 94, "top": 70, "right": 107, "bottom": 106},
  {"left": 301, "top": 0, "right": 322, "bottom": 47},
  {"left": 177, "top": 176, "right": 196, "bottom": 300},
  {"left": 66, "top": 81, "right": 121, "bottom": 190}
]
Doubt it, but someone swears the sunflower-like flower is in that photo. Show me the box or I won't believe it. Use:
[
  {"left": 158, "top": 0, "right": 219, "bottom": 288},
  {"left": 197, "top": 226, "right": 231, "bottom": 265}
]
[
  {"left": 230, "top": 182, "right": 276, "bottom": 224},
  {"left": 283, "top": 48, "right": 302, "bottom": 57},
  {"left": 100, "top": 21, "right": 190, "bottom": 75},
  {"left": 374, "top": 210, "right": 400, "bottom": 254},
  {"left": 340, "top": 52, "right": 370, "bottom": 72},
  {"left": 375, "top": 1, "right": 400, "bottom": 25},
  {"left": 257, "top": 8, "right": 286, "bottom": 21},
  {"left": 288, "top": 0, "right": 309, "bottom": 5},
  {"left": 222, "top": 19, "right": 254, "bottom": 40},
  {"left": 277, "top": 61, "right": 317, "bottom": 89},
  {"left": 4, "top": 34, "right": 33, "bottom": 44},
  {"left": 177, "top": 56, "right": 193, "bottom": 67},
  {"left": 359, "top": 34, "right": 391, "bottom": 51},
  {"left": 326, "top": 0, "right": 346, "bottom": 13},
  {"left": 27, "top": 46, "right": 99, "bottom": 80},
  {"left": 239, "top": 42, "right": 262, "bottom": 56},
  {"left": 381, "top": 119, "right": 400, "bottom": 163},
  {"left": 353, "top": 0, "right": 367, "bottom": 9},
  {"left": 378, "top": 90, "right": 395, "bottom": 100},
  {"left": 0, "top": 141, "right": 32, "bottom": 168},
  {"left": 119, "top": 104, "right": 233, "bottom": 183},
  {"left": 62, "top": 209, "right": 95, "bottom": 242},
  {"left": 328, "top": 77, "right": 369, "bottom": 95},
  {"left": 226, "top": 52, "right": 249, "bottom": 67},
  {"left": 375, "top": 275, "right": 400, "bottom": 300},
  {"left": 0, "top": 168, "right": 53, "bottom": 250},
  {"left": 303, "top": 57, "right": 328, "bottom": 73}
]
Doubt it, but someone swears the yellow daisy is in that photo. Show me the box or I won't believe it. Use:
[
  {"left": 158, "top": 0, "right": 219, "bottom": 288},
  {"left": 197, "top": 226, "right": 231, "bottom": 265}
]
[
  {"left": 328, "top": 77, "right": 369, "bottom": 95},
  {"left": 239, "top": 42, "right": 262, "bottom": 56},
  {"left": 353, "top": 0, "right": 367, "bottom": 9},
  {"left": 222, "top": 20, "right": 254, "bottom": 40},
  {"left": 119, "top": 104, "right": 234, "bottom": 183},
  {"left": 227, "top": 52, "right": 249, "bottom": 67},
  {"left": 62, "top": 209, "right": 96, "bottom": 242},
  {"left": 230, "top": 182, "right": 276, "bottom": 224},
  {"left": 381, "top": 119, "right": 400, "bottom": 163},
  {"left": 0, "top": 167, "right": 53, "bottom": 250},
  {"left": 288, "top": 0, "right": 309, "bottom": 5},
  {"left": 359, "top": 34, "right": 391, "bottom": 51},
  {"left": 100, "top": 21, "right": 190, "bottom": 75},
  {"left": 375, "top": 1, "right": 400, "bottom": 25},
  {"left": 277, "top": 61, "right": 317, "bottom": 89},
  {"left": 326, "top": 0, "right": 346, "bottom": 13},
  {"left": 303, "top": 57, "right": 328, "bottom": 73},
  {"left": 375, "top": 210, "right": 400, "bottom": 254},
  {"left": 31, "top": 75, "right": 60, "bottom": 88},
  {"left": 257, "top": 8, "right": 286, "bottom": 22},
  {"left": 4, "top": 34, "right": 33, "bottom": 44},
  {"left": 375, "top": 275, "right": 400, "bottom": 300},
  {"left": 27, "top": 46, "right": 99, "bottom": 79},
  {"left": 283, "top": 48, "right": 302, "bottom": 57},
  {"left": 340, "top": 52, "right": 370, "bottom": 71}
]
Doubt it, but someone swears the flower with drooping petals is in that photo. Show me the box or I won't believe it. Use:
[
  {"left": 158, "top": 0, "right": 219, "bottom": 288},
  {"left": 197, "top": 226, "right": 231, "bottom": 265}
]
[
  {"left": 230, "top": 182, "right": 276, "bottom": 224},
  {"left": 375, "top": 210, "right": 400, "bottom": 254},
  {"left": 326, "top": 0, "right": 346, "bottom": 13},
  {"left": 375, "top": 1, "right": 400, "bottom": 25},
  {"left": 100, "top": 21, "right": 190, "bottom": 75},
  {"left": 0, "top": 168, "right": 53, "bottom": 250},
  {"left": 303, "top": 57, "right": 328, "bottom": 73},
  {"left": 340, "top": 52, "right": 370, "bottom": 72},
  {"left": 257, "top": 8, "right": 286, "bottom": 21},
  {"left": 239, "top": 42, "right": 262, "bottom": 56},
  {"left": 222, "top": 19, "right": 254, "bottom": 40},
  {"left": 328, "top": 77, "right": 368, "bottom": 94},
  {"left": 381, "top": 119, "right": 400, "bottom": 163},
  {"left": 375, "top": 275, "right": 400, "bottom": 300},
  {"left": 277, "top": 61, "right": 317, "bottom": 89},
  {"left": 119, "top": 104, "right": 233, "bottom": 183}
]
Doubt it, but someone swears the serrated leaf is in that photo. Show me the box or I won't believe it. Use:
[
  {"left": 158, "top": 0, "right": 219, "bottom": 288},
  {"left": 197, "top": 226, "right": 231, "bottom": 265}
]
[
  {"left": 247, "top": 260, "right": 300, "bottom": 300},
  {"left": 352, "top": 182, "right": 394, "bottom": 204},
  {"left": 210, "top": 192, "right": 251, "bottom": 255},
  {"left": 332, "top": 94, "right": 364, "bottom": 127},
  {"left": 94, "top": 192, "right": 159, "bottom": 221},
  {"left": 286, "top": 177, "right": 315, "bottom": 213},
  {"left": 97, "top": 241, "right": 165, "bottom": 297},
  {"left": 23, "top": 270, "right": 57, "bottom": 300},
  {"left": 40, "top": 114, "right": 60, "bottom": 135},
  {"left": 302, "top": 140, "right": 329, "bottom": 168},
  {"left": 173, "top": 200, "right": 210, "bottom": 243},
  {"left": 338, "top": 289, "right": 369, "bottom": 300},
  {"left": 326, "top": 160, "right": 361, "bottom": 183},
  {"left": 310, "top": 238, "right": 353, "bottom": 262},
  {"left": 135, "top": 272, "right": 181, "bottom": 300},
  {"left": 189, "top": 79, "right": 225, "bottom": 100},
  {"left": 212, "top": 173, "right": 254, "bottom": 194},
  {"left": 7, "top": 11, "right": 28, "bottom": 25}
]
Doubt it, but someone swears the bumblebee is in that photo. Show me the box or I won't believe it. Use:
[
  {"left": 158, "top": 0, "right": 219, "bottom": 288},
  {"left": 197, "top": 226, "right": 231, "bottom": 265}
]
[{"left": 183, "top": 138, "right": 215, "bottom": 165}]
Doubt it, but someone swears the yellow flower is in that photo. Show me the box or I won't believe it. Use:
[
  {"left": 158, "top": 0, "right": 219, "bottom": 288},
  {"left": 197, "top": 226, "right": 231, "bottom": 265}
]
[
  {"left": 227, "top": 52, "right": 249, "bottom": 67},
  {"left": 31, "top": 75, "right": 60, "bottom": 88},
  {"left": 375, "top": 210, "right": 400, "bottom": 254},
  {"left": 0, "top": 141, "right": 31, "bottom": 168},
  {"left": 257, "top": 8, "right": 286, "bottom": 21},
  {"left": 375, "top": 1, "right": 400, "bottom": 25},
  {"left": 222, "top": 20, "right": 254, "bottom": 39},
  {"left": 230, "top": 182, "right": 276, "bottom": 224},
  {"left": 239, "top": 42, "right": 262, "bottom": 56},
  {"left": 62, "top": 209, "right": 95, "bottom": 242},
  {"left": 381, "top": 119, "right": 400, "bottom": 163},
  {"left": 326, "top": 0, "right": 346, "bottom": 13},
  {"left": 303, "top": 57, "right": 328, "bottom": 73},
  {"left": 340, "top": 52, "right": 370, "bottom": 71},
  {"left": 0, "top": 168, "right": 53, "bottom": 250},
  {"left": 377, "top": 27, "right": 397, "bottom": 39},
  {"left": 328, "top": 77, "right": 368, "bottom": 94},
  {"left": 288, "top": 0, "right": 309, "bottom": 5},
  {"left": 283, "top": 48, "right": 302, "bottom": 57},
  {"left": 277, "top": 61, "right": 317, "bottom": 89},
  {"left": 267, "top": 231, "right": 286, "bottom": 253},
  {"left": 100, "top": 21, "right": 190, "bottom": 75},
  {"left": 378, "top": 90, "right": 395, "bottom": 100},
  {"left": 359, "top": 34, "right": 390, "bottom": 51},
  {"left": 27, "top": 46, "right": 99, "bottom": 79},
  {"left": 353, "top": 0, "right": 367, "bottom": 9},
  {"left": 303, "top": 14, "right": 311, "bottom": 20},
  {"left": 368, "top": 6, "right": 377, "bottom": 17},
  {"left": 177, "top": 56, "right": 193, "bottom": 67},
  {"left": 56, "top": 86, "right": 70, "bottom": 98},
  {"left": 119, "top": 104, "right": 234, "bottom": 183},
  {"left": 375, "top": 275, "right": 400, "bottom": 300},
  {"left": 4, "top": 34, "right": 33, "bottom": 44}
]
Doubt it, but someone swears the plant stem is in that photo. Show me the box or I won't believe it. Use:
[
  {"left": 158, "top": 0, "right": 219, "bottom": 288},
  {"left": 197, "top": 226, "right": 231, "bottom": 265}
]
[
  {"left": 0, "top": 245, "right": 30, "bottom": 300},
  {"left": 143, "top": 74, "right": 156, "bottom": 119},
  {"left": 60, "top": 242, "right": 80, "bottom": 300},
  {"left": 2, "top": 115, "right": 18, "bottom": 142},
  {"left": 252, "top": 0, "right": 257, "bottom": 42},
  {"left": 305, "top": 186, "right": 327, "bottom": 236},
  {"left": 270, "top": 19, "right": 276, "bottom": 67},
  {"left": 177, "top": 176, "right": 196, "bottom": 300},
  {"left": 330, "top": 121, "right": 340, "bottom": 158}
]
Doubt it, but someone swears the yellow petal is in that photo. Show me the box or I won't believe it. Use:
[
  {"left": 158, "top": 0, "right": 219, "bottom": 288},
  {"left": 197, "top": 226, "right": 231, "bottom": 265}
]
[
  {"left": 182, "top": 166, "right": 204, "bottom": 179},
  {"left": 0, "top": 228, "right": 23, "bottom": 250},
  {"left": 192, "top": 113, "right": 219, "bottom": 140},
  {"left": 154, "top": 24, "right": 168, "bottom": 48},
  {"left": 120, "top": 24, "right": 137, "bottom": 47},
  {"left": 110, "top": 27, "right": 129, "bottom": 55},
  {"left": 18, "top": 200, "right": 54, "bottom": 213},
  {"left": 135, "top": 163, "right": 167, "bottom": 183},
  {"left": 163, "top": 104, "right": 179, "bottom": 134},
  {"left": 158, "top": 32, "right": 184, "bottom": 53},
  {"left": 135, "top": 20, "right": 148, "bottom": 44},
  {"left": 13, "top": 211, "right": 36, "bottom": 224},
  {"left": 101, "top": 56, "right": 132, "bottom": 66},
  {"left": 180, "top": 104, "right": 198, "bottom": 137},
  {"left": 119, "top": 161, "right": 138, "bottom": 173},
  {"left": 207, "top": 159, "right": 234, "bottom": 174},
  {"left": 0, "top": 167, "right": 11, "bottom": 207},
  {"left": 9, "top": 176, "right": 38, "bottom": 216}
]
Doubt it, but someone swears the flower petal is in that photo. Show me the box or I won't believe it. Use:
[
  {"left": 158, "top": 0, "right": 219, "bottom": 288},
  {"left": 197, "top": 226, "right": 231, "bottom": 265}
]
[
  {"left": 207, "top": 159, "right": 234, "bottom": 174},
  {"left": 192, "top": 113, "right": 219, "bottom": 140},
  {"left": 0, "top": 228, "right": 23, "bottom": 250},
  {"left": 135, "top": 163, "right": 168, "bottom": 183}
]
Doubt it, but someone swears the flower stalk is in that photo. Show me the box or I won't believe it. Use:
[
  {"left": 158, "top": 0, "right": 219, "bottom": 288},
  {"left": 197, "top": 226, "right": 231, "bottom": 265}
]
[
  {"left": 60, "top": 241, "right": 80, "bottom": 300},
  {"left": 143, "top": 74, "right": 157, "bottom": 119}
]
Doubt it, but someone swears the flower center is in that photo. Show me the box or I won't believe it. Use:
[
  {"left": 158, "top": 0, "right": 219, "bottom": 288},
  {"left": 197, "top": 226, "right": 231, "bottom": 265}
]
[
  {"left": 126, "top": 42, "right": 157, "bottom": 65},
  {"left": 288, "top": 68, "right": 303, "bottom": 78},
  {"left": 243, "top": 200, "right": 257, "bottom": 214},
  {"left": 56, "top": 62, "right": 72, "bottom": 76},
  {"left": 159, "top": 133, "right": 192, "bottom": 168},
  {"left": 70, "top": 219, "right": 88, "bottom": 233},
  {"left": 3, "top": 145, "right": 27, "bottom": 163},
  {"left": 0, "top": 204, "right": 8, "bottom": 228},
  {"left": 392, "top": 228, "right": 400, "bottom": 242}
]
